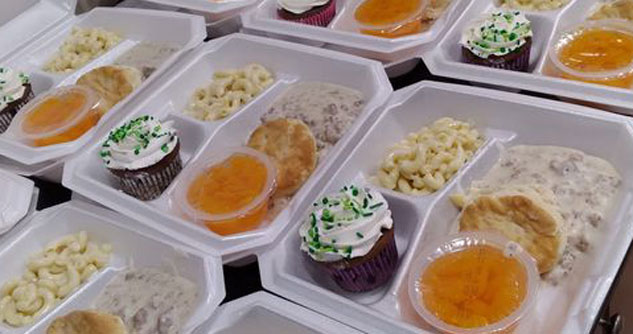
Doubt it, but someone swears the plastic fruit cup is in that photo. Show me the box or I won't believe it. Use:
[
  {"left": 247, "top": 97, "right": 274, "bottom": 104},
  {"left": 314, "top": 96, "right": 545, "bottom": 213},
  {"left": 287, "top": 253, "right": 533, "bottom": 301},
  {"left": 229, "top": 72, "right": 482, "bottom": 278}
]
[
  {"left": 547, "top": 19, "right": 633, "bottom": 89},
  {"left": 353, "top": 0, "right": 429, "bottom": 38},
  {"left": 6, "top": 85, "right": 102, "bottom": 147},
  {"left": 407, "top": 231, "right": 539, "bottom": 334},
  {"left": 173, "top": 147, "right": 277, "bottom": 236}
]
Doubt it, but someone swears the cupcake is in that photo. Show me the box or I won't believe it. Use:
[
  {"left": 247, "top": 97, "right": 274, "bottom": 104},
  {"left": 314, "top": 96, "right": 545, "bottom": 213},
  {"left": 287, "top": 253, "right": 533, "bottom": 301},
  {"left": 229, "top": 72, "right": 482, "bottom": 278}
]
[
  {"left": 460, "top": 11, "right": 533, "bottom": 72},
  {"left": 277, "top": 0, "right": 337, "bottom": 27},
  {"left": 100, "top": 115, "right": 182, "bottom": 201},
  {"left": 0, "top": 67, "right": 33, "bottom": 133},
  {"left": 299, "top": 184, "right": 397, "bottom": 292}
]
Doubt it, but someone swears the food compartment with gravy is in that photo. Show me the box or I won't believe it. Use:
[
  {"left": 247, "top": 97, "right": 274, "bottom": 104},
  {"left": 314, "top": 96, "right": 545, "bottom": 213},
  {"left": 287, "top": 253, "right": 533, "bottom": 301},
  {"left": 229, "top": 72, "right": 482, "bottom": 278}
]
[
  {"left": 258, "top": 81, "right": 633, "bottom": 334},
  {"left": 0, "top": 7, "right": 204, "bottom": 165},
  {"left": 241, "top": 0, "right": 469, "bottom": 62},
  {"left": 63, "top": 34, "right": 391, "bottom": 258},
  {"left": 425, "top": 0, "right": 633, "bottom": 114},
  {"left": 0, "top": 201, "right": 223, "bottom": 334}
]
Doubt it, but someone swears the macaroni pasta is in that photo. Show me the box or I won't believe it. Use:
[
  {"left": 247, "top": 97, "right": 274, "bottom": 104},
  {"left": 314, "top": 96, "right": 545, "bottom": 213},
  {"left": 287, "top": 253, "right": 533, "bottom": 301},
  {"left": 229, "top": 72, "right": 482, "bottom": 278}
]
[
  {"left": 44, "top": 27, "right": 122, "bottom": 73},
  {"left": 184, "top": 63, "right": 274, "bottom": 121},
  {"left": 0, "top": 231, "right": 111, "bottom": 327},
  {"left": 372, "top": 117, "right": 484, "bottom": 195}
]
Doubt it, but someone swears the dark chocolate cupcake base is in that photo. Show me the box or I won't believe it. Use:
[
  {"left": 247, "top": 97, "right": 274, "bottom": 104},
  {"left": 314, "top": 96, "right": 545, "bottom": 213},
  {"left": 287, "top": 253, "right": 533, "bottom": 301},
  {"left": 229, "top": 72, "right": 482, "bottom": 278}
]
[
  {"left": 321, "top": 228, "right": 398, "bottom": 292},
  {"left": 109, "top": 141, "right": 182, "bottom": 201},
  {"left": 462, "top": 38, "right": 532, "bottom": 72},
  {"left": 0, "top": 84, "right": 34, "bottom": 133}
]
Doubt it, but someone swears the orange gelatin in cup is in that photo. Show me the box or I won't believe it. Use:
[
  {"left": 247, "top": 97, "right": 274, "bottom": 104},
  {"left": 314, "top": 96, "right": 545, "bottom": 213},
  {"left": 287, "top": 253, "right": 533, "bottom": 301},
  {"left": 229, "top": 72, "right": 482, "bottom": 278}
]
[
  {"left": 355, "top": 0, "right": 424, "bottom": 38},
  {"left": 361, "top": 20, "right": 423, "bottom": 38},
  {"left": 420, "top": 245, "right": 527, "bottom": 329},
  {"left": 556, "top": 28, "right": 633, "bottom": 88},
  {"left": 187, "top": 153, "right": 270, "bottom": 236},
  {"left": 22, "top": 90, "right": 101, "bottom": 147}
]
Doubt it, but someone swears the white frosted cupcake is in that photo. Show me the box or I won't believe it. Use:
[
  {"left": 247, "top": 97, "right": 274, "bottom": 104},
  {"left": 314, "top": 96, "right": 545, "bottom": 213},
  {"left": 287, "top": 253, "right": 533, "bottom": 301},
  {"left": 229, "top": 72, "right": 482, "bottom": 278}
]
[
  {"left": 100, "top": 115, "right": 181, "bottom": 201},
  {"left": 300, "top": 184, "right": 398, "bottom": 292}
]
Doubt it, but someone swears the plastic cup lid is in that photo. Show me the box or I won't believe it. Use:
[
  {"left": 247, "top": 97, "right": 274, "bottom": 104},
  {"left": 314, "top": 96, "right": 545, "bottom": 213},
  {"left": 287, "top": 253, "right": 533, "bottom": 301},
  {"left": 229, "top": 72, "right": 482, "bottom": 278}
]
[
  {"left": 407, "top": 231, "right": 539, "bottom": 334},
  {"left": 7, "top": 85, "right": 101, "bottom": 141},
  {"left": 173, "top": 146, "right": 277, "bottom": 224},
  {"left": 0, "top": 170, "right": 34, "bottom": 235},
  {"left": 548, "top": 19, "right": 633, "bottom": 80},
  {"left": 353, "top": 0, "right": 429, "bottom": 31}
]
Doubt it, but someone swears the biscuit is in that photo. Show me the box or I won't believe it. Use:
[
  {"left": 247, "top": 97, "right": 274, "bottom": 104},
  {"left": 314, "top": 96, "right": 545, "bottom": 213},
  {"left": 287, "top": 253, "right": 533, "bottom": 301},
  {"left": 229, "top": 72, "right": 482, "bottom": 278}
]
[
  {"left": 47, "top": 310, "right": 127, "bottom": 334},
  {"left": 459, "top": 186, "right": 565, "bottom": 274},
  {"left": 76, "top": 65, "right": 143, "bottom": 114},
  {"left": 248, "top": 118, "right": 317, "bottom": 197}
]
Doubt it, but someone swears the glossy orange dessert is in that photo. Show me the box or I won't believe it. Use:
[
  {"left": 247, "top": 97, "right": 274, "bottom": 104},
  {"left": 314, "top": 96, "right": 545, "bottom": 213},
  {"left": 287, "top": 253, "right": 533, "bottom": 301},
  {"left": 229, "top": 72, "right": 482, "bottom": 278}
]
[
  {"left": 549, "top": 21, "right": 633, "bottom": 88},
  {"left": 354, "top": 0, "right": 426, "bottom": 38},
  {"left": 419, "top": 244, "right": 528, "bottom": 329},
  {"left": 186, "top": 151, "right": 275, "bottom": 236},
  {"left": 11, "top": 85, "right": 102, "bottom": 147}
]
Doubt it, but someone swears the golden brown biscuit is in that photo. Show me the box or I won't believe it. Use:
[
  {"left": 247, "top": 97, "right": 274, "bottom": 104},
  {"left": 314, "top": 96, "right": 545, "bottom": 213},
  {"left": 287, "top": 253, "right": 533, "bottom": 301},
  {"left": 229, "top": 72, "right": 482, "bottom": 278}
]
[
  {"left": 47, "top": 310, "right": 127, "bottom": 334},
  {"left": 248, "top": 118, "right": 317, "bottom": 197},
  {"left": 459, "top": 187, "right": 565, "bottom": 274},
  {"left": 76, "top": 65, "right": 143, "bottom": 114}
]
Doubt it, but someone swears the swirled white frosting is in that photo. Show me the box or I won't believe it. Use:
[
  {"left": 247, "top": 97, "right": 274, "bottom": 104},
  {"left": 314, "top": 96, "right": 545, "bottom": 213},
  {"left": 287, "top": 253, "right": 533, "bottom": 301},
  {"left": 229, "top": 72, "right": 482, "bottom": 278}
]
[
  {"left": 100, "top": 115, "right": 178, "bottom": 170},
  {"left": 460, "top": 10, "right": 532, "bottom": 58},
  {"left": 299, "top": 184, "right": 393, "bottom": 262},
  {"left": 0, "top": 67, "right": 29, "bottom": 112},
  {"left": 278, "top": 0, "right": 329, "bottom": 14}
]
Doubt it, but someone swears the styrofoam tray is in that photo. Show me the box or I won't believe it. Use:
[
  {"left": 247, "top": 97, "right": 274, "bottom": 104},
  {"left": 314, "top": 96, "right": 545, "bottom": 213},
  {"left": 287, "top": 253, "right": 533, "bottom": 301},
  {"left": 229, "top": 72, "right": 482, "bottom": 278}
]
[
  {"left": 241, "top": 0, "right": 469, "bottom": 63},
  {"left": 194, "top": 291, "right": 363, "bottom": 333},
  {"left": 258, "top": 80, "right": 633, "bottom": 334},
  {"left": 0, "top": 7, "right": 206, "bottom": 167},
  {"left": 0, "top": 200, "right": 225, "bottom": 334},
  {"left": 145, "top": 0, "right": 260, "bottom": 20},
  {"left": 0, "top": 0, "right": 76, "bottom": 61},
  {"left": 62, "top": 33, "right": 392, "bottom": 261},
  {"left": 0, "top": 170, "right": 34, "bottom": 236},
  {"left": 423, "top": 0, "right": 633, "bottom": 115}
]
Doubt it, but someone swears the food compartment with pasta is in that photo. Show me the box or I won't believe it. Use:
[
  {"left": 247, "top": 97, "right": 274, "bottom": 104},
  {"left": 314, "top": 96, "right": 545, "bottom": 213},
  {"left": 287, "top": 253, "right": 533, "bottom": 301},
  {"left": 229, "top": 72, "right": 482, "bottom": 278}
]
[
  {"left": 0, "top": 7, "right": 204, "bottom": 167},
  {"left": 257, "top": 81, "right": 633, "bottom": 334},
  {"left": 63, "top": 33, "right": 392, "bottom": 259},
  {"left": 0, "top": 201, "right": 224, "bottom": 334}
]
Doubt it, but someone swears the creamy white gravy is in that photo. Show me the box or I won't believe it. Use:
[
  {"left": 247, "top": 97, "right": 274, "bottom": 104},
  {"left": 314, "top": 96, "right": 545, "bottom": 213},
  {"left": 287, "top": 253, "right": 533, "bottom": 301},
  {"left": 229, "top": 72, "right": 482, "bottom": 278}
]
[
  {"left": 471, "top": 145, "right": 621, "bottom": 283},
  {"left": 95, "top": 267, "right": 198, "bottom": 334}
]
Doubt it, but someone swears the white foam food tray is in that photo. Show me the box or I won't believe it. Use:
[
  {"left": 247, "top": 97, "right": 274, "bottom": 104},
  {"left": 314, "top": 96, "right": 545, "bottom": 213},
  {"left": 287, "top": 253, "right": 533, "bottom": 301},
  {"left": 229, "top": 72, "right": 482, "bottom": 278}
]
[
  {"left": 62, "top": 33, "right": 392, "bottom": 261},
  {"left": 241, "top": 0, "right": 469, "bottom": 63},
  {"left": 144, "top": 0, "right": 260, "bottom": 20},
  {"left": 0, "top": 170, "right": 35, "bottom": 236},
  {"left": 423, "top": 0, "right": 633, "bottom": 115},
  {"left": 258, "top": 80, "right": 633, "bottom": 334},
  {"left": 0, "top": 0, "right": 77, "bottom": 61},
  {"left": 194, "top": 291, "right": 363, "bottom": 333},
  {"left": 0, "top": 7, "right": 206, "bottom": 166},
  {"left": 0, "top": 200, "right": 225, "bottom": 334}
]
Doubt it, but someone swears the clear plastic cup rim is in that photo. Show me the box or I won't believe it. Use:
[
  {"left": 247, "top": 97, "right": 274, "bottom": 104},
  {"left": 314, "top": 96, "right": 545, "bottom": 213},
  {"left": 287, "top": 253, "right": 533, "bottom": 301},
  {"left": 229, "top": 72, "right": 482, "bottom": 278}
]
[
  {"left": 548, "top": 19, "right": 633, "bottom": 80},
  {"left": 407, "top": 231, "right": 540, "bottom": 334},
  {"left": 173, "top": 146, "right": 277, "bottom": 224},
  {"left": 353, "top": 0, "right": 429, "bottom": 31},
  {"left": 7, "top": 85, "right": 101, "bottom": 141}
]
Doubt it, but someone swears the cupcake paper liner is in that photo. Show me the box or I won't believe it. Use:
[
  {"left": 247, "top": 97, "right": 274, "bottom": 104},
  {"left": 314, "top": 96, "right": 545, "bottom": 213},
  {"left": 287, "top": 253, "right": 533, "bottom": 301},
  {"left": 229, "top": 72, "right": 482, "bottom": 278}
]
[
  {"left": 463, "top": 40, "right": 532, "bottom": 72},
  {"left": 0, "top": 85, "right": 35, "bottom": 134},
  {"left": 322, "top": 231, "right": 399, "bottom": 292},
  {"left": 281, "top": 0, "right": 336, "bottom": 27},
  {"left": 113, "top": 154, "right": 182, "bottom": 201}
]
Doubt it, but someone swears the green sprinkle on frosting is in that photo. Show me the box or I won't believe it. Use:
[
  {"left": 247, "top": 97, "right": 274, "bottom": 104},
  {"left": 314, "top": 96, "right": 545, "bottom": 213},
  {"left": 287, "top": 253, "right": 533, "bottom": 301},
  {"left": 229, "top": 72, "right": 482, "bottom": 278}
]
[{"left": 461, "top": 10, "right": 532, "bottom": 59}]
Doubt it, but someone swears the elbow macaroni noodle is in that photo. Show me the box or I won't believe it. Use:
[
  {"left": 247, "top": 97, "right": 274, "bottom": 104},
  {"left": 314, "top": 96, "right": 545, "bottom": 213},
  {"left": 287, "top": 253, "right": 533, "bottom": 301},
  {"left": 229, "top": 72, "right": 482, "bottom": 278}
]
[
  {"left": 43, "top": 27, "right": 122, "bottom": 73},
  {"left": 0, "top": 231, "right": 111, "bottom": 327},
  {"left": 184, "top": 63, "right": 274, "bottom": 121},
  {"left": 372, "top": 117, "right": 484, "bottom": 195}
]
